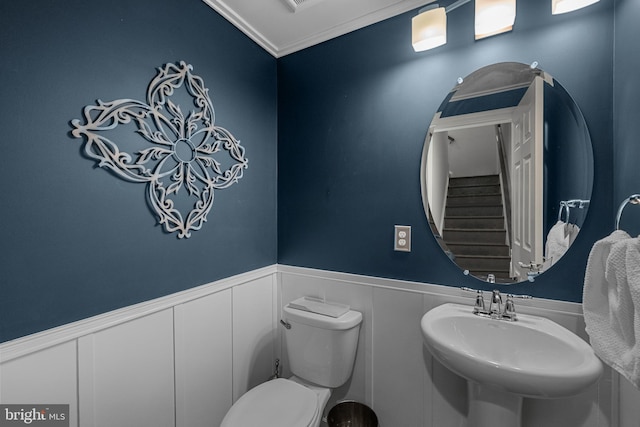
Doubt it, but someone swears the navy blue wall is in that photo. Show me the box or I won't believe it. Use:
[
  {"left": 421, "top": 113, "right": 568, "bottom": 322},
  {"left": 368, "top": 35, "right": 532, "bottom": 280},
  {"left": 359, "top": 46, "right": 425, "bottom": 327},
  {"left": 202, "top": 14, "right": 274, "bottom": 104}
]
[
  {"left": 0, "top": 0, "right": 277, "bottom": 342},
  {"left": 544, "top": 80, "right": 593, "bottom": 233},
  {"left": 614, "top": 0, "right": 640, "bottom": 237},
  {"left": 278, "top": 0, "right": 614, "bottom": 301},
  {"left": 2, "top": 0, "right": 634, "bottom": 343}
]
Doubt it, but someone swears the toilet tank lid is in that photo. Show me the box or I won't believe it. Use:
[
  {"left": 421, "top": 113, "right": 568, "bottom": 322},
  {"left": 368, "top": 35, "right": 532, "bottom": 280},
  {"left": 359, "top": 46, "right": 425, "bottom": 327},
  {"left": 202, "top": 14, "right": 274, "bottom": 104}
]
[
  {"left": 288, "top": 296, "right": 350, "bottom": 317},
  {"left": 284, "top": 300, "right": 362, "bottom": 330}
]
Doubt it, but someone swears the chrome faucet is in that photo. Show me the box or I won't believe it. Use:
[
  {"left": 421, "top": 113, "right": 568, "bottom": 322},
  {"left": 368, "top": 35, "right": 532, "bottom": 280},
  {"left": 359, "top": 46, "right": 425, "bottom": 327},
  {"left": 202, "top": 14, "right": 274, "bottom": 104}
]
[
  {"left": 461, "top": 287, "right": 530, "bottom": 321},
  {"left": 489, "top": 290, "right": 502, "bottom": 317}
]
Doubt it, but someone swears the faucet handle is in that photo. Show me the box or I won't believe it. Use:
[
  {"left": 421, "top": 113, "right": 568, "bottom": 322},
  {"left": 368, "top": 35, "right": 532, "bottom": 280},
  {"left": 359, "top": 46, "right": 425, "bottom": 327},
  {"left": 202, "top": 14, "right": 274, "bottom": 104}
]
[
  {"left": 503, "top": 294, "right": 517, "bottom": 321},
  {"left": 473, "top": 291, "right": 486, "bottom": 314},
  {"left": 460, "top": 287, "right": 487, "bottom": 315}
]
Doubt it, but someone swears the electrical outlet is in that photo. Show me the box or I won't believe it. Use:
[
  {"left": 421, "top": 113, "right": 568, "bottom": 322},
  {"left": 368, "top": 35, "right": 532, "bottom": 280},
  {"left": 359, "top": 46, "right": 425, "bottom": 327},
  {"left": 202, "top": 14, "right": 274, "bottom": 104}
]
[{"left": 394, "top": 225, "right": 411, "bottom": 252}]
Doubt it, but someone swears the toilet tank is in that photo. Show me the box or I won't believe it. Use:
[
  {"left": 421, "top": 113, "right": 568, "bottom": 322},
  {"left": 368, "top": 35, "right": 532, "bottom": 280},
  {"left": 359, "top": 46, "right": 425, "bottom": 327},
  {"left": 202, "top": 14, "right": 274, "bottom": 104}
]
[{"left": 283, "top": 301, "right": 362, "bottom": 388}]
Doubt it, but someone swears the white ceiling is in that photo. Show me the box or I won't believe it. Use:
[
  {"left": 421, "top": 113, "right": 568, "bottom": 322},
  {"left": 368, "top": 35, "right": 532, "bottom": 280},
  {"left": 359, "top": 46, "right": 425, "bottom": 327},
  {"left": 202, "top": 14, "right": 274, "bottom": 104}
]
[{"left": 202, "top": 0, "right": 435, "bottom": 57}]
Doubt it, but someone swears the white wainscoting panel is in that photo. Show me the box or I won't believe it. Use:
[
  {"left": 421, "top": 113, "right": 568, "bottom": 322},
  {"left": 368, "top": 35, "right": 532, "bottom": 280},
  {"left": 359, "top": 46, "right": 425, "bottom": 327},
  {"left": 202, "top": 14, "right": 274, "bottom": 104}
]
[
  {"left": 0, "top": 341, "right": 78, "bottom": 427},
  {"left": 231, "top": 275, "right": 277, "bottom": 402},
  {"left": 277, "top": 266, "right": 616, "bottom": 427},
  {"left": 175, "top": 289, "right": 233, "bottom": 427},
  {"left": 371, "top": 287, "right": 426, "bottom": 426},
  {"left": 619, "top": 375, "right": 640, "bottom": 427},
  {"left": 0, "top": 267, "right": 278, "bottom": 427},
  {"left": 78, "top": 309, "right": 175, "bottom": 427},
  {"left": 1, "top": 265, "right": 637, "bottom": 427}
]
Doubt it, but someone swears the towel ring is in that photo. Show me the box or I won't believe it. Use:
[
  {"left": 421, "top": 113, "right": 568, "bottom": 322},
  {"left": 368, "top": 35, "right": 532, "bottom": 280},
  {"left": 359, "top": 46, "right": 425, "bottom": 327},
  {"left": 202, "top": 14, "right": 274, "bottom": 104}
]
[
  {"left": 615, "top": 194, "right": 640, "bottom": 230},
  {"left": 557, "top": 201, "right": 571, "bottom": 222},
  {"left": 557, "top": 199, "right": 589, "bottom": 223}
]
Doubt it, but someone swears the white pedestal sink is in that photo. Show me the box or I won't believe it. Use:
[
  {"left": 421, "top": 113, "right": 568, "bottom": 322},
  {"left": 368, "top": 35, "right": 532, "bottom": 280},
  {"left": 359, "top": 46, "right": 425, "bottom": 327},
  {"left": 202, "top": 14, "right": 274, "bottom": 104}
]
[{"left": 420, "top": 303, "right": 603, "bottom": 427}]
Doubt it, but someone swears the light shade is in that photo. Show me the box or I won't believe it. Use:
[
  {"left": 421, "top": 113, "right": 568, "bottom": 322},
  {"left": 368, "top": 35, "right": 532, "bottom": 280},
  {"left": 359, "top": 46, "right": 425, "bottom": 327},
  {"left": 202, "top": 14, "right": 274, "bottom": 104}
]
[
  {"left": 412, "top": 7, "right": 447, "bottom": 52},
  {"left": 475, "top": 0, "right": 516, "bottom": 40},
  {"left": 552, "top": 0, "right": 599, "bottom": 14}
]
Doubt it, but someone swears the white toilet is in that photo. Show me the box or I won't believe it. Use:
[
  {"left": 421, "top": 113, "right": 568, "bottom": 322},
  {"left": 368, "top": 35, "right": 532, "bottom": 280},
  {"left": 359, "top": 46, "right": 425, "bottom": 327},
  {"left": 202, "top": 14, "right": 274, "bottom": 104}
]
[{"left": 221, "top": 297, "right": 363, "bottom": 427}]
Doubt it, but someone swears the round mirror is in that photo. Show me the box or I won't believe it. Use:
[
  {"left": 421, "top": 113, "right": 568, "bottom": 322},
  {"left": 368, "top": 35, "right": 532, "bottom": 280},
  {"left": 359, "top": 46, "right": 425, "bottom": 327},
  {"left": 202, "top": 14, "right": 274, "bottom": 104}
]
[{"left": 420, "top": 62, "right": 593, "bottom": 284}]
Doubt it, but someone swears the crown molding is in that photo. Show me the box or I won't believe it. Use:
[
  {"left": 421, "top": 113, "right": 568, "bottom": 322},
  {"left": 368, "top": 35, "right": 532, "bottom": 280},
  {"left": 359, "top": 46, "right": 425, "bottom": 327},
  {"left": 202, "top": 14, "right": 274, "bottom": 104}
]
[
  {"left": 203, "top": 0, "right": 433, "bottom": 58},
  {"left": 203, "top": 0, "right": 281, "bottom": 56}
]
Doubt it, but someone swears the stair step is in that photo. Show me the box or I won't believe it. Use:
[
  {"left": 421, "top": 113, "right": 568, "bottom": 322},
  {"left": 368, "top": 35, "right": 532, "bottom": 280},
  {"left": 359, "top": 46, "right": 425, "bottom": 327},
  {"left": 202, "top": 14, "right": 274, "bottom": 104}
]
[
  {"left": 453, "top": 254, "right": 511, "bottom": 271},
  {"left": 443, "top": 229, "right": 506, "bottom": 244},
  {"left": 449, "top": 175, "right": 500, "bottom": 187},
  {"left": 444, "top": 173, "right": 512, "bottom": 281},
  {"left": 446, "top": 205, "right": 504, "bottom": 217},
  {"left": 445, "top": 216, "right": 505, "bottom": 229},
  {"left": 448, "top": 184, "right": 501, "bottom": 196},
  {"left": 446, "top": 194, "right": 503, "bottom": 207},
  {"left": 446, "top": 242, "right": 510, "bottom": 256}
]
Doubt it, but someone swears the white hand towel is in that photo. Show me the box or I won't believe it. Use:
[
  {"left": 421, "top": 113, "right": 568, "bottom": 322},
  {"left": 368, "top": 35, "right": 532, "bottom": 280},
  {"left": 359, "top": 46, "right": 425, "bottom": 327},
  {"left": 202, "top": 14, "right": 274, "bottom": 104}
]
[
  {"left": 584, "top": 230, "right": 630, "bottom": 320},
  {"left": 545, "top": 220, "right": 571, "bottom": 266},
  {"left": 601, "top": 237, "right": 640, "bottom": 388},
  {"left": 566, "top": 223, "right": 581, "bottom": 246},
  {"left": 583, "top": 230, "right": 638, "bottom": 389}
]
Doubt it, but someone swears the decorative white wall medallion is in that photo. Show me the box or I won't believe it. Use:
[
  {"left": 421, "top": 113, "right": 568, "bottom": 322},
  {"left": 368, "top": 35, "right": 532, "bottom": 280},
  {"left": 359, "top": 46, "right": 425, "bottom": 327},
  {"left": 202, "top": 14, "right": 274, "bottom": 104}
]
[{"left": 71, "top": 61, "right": 248, "bottom": 238}]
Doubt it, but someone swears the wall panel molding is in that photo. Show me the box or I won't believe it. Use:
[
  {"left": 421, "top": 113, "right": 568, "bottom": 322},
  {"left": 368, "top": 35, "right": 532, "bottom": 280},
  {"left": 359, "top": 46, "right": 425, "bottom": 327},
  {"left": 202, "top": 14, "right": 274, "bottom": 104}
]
[
  {"left": 78, "top": 310, "right": 175, "bottom": 427},
  {"left": 0, "top": 265, "right": 277, "bottom": 363},
  {"left": 175, "top": 290, "right": 233, "bottom": 427},
  {"left": 277, "top": 265, "right": 584, "bottom": 316},
  {"left": 1, "top": 265, "right": 634, "bottom": 426}
]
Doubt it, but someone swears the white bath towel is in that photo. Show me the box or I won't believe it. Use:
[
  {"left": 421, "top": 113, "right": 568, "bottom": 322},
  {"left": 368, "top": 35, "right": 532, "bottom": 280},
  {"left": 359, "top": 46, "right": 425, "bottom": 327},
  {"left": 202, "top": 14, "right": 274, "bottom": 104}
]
[
  {"left": 603, "top": 237, "right": 640, "bottom": 388},
  {"left": 583, "top": 230, "right": 640, "bottom": 389}
]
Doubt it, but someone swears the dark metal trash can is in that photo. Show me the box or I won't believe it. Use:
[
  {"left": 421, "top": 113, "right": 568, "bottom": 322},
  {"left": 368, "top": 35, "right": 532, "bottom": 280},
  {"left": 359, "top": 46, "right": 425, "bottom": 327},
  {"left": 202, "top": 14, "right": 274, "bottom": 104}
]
[{"left": 327, "top": 401, "right": 378, "bottom": 427}]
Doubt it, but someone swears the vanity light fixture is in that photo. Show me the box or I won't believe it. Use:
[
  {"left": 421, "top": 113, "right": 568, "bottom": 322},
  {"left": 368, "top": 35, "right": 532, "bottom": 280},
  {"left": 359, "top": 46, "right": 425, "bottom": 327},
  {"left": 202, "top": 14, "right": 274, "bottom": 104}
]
[
  {"left": 412, "top": 0, "right": 516, "bottom": 52},
  {"left": 412, "top": 4, "right": 447, "bottom": 52},
  {"left": 475, "top": 0, "right": 516, "bottom": 40},
  {"left": 552, "top": 0, "right": 599, "bottom": 14}
]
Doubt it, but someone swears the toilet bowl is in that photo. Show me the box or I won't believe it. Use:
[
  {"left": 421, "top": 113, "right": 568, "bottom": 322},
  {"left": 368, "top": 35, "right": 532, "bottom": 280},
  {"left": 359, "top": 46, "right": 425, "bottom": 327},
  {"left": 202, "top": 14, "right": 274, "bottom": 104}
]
[
  {"left": 220, "top": 376, "right": 330, "bottom": 427},
  {"left": 220, "top": 296, "right": 362, "bottom": 427}
]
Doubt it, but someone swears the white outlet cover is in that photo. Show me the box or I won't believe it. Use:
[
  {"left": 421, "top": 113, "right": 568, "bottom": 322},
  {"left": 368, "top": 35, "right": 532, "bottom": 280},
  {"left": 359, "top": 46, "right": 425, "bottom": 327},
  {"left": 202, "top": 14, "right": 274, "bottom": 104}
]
[{"left": 394, "top": 225, "right": 411, "bottom": 252}]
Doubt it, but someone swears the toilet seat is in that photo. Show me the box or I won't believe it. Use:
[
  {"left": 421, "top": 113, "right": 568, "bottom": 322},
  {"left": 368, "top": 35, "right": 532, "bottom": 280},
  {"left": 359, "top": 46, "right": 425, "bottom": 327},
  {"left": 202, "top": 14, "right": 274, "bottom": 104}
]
[{"left": 220, "top": 378, "right": 319, "bottom": 427}]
